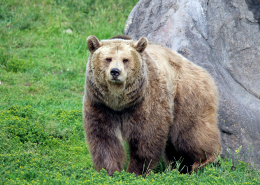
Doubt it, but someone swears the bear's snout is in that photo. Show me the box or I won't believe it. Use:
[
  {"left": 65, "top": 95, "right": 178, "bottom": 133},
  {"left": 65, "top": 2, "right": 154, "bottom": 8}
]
[{"left": 110, "top": 68, "right": 121, "bottom": 79}]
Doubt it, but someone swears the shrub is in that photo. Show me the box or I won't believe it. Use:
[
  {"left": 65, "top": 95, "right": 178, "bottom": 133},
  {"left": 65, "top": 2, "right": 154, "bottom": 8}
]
[
  {"left": 54, "top": 109, "right": 82, "bottom": 125},
  {"left": 1, "top": 106, "right": 48, "bottom": 144},
  {"left": 8, "top": 105, "right": 36, "bottom": 118},
  {"left": 6, "top": 57, "right": 34, "bottom": 73}
]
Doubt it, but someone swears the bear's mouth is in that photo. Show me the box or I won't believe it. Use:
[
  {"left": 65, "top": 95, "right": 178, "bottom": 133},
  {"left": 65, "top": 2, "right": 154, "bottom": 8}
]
[
  {"left": 107, "top": 74, "right": 126, "bottom": 85},
  {"left": 110, "top": 78, "right": 123, "bottom": 83}
]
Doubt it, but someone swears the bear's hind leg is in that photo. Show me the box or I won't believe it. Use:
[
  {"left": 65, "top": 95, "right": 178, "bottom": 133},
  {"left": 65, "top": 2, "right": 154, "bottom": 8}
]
[{"left": 192, "top": 154, "right": 216, "bottom": 172}]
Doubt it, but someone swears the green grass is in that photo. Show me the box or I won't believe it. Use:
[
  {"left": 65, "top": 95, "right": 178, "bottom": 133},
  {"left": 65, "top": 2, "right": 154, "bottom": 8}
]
[{"left": 0, "top": 0, "right": 259, "bottom": 184}]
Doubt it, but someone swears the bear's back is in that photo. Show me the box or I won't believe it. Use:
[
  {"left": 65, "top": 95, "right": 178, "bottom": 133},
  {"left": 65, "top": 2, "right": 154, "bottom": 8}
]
[{"left": 144, "top": 43, "right": 218, "bottom": 118}]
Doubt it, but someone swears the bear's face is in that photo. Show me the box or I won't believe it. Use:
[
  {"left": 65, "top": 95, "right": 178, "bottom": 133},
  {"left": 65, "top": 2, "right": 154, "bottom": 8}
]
[
  {"left": 94, "top": 44, "right": 131, "bottom": 86},
  {"left": 87, "top": 36, "right": 148, "bottom": 96}
]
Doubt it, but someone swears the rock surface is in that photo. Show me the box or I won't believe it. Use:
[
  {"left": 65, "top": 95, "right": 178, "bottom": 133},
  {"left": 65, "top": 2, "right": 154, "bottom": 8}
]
[{"left": 125, "top": 0, "right": 260, "bottom": 168}]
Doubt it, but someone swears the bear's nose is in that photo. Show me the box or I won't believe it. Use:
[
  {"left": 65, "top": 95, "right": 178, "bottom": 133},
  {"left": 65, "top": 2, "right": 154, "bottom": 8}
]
[{"left": 110, "top": 68, "right": 121, "bottom": 78}]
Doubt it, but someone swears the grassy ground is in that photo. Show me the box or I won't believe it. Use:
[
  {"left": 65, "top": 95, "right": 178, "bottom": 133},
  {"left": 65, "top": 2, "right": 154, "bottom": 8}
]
[{"left": 0, "top": 0, "right": 259, "bottom": 184}]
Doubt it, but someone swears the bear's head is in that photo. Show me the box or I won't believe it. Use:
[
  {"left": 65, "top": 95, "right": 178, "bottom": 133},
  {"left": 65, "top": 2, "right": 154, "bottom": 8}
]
[{"left": 86, "top": 35, "right": 148, "bottom": 110}]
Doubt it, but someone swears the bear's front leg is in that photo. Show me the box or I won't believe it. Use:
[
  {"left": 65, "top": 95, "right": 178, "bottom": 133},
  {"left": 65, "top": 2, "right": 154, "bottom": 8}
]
[
  {"left": 125, "top": 112, "right": 168, "bottom": 177},
  {"left": 83, "top": 102, "right": 125, "bottom": 176},
  {"left": 126, "top": 134, "right": 167, "bottom": 176}
]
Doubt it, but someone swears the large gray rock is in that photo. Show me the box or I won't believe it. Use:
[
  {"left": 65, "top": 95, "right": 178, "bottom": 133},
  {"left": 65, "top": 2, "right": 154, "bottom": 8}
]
[{"left": 125, "top": 0, "right": 260, "bottom": 168}]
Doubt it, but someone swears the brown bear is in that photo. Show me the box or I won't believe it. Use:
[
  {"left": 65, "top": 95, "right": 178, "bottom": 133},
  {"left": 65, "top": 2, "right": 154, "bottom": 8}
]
[{"left": 83, "top": 35, "right": 222, "bottom": 176}]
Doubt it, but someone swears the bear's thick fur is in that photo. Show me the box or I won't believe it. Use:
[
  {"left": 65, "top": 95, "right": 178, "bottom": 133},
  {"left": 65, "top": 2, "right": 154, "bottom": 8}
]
[{"left": 83, "top": 35, "right": 222, "bottom": 176}]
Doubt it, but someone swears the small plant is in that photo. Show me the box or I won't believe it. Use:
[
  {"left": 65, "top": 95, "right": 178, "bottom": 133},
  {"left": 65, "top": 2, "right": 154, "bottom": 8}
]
[
  {"left": 6, "top": 57, "right": 33, "bottom": 73},
  {"left": 0, "top": 48, "right": 10, "bottom": 67}
]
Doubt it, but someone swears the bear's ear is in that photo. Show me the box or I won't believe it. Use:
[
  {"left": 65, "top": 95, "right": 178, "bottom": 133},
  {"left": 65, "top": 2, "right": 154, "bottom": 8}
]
[
  {"left": 87, "top": 35, "right": 101, "bottom": 54},
  {"left": 134, "top": 37, "right": 148, "bottom": 53}
]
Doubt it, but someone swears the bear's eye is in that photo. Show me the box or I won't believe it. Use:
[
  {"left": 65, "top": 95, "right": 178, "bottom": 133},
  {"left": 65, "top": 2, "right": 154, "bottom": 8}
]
[
  {"left": 106, "top": 58, "right": 112, "bottom": 62},
  {"left": 123, "top": 59, "right": 128, "bottom": 63}
]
